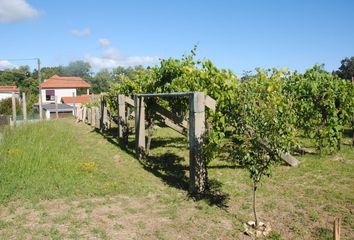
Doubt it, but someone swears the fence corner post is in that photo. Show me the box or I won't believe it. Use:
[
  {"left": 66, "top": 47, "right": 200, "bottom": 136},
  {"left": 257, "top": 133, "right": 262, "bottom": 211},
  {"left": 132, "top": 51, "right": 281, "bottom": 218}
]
[{"left": 189, "top": 92, "right": 207, "bottom": 194}]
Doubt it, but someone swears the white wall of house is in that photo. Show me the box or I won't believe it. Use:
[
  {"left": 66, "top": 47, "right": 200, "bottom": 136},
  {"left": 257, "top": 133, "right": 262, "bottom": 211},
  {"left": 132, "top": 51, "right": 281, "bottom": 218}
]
[
  {"left": 41, "top": 88, "right": 76, "bottom": 104},
  {"left": 0, "top": 92, "right": 20, "bottom": 101}
]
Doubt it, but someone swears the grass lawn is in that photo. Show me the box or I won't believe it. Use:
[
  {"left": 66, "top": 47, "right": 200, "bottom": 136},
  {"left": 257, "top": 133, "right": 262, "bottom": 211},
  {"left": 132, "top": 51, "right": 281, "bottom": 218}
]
[{"left": 0, "top": 119, "right": 353, "bottom": 239}]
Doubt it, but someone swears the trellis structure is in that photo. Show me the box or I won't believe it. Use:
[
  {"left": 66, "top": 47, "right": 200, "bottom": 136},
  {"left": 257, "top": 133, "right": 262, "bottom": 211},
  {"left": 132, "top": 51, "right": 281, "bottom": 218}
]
[
  {"left": 117, "top": 92, "right": 216, "bottom": 194},
  {"left": 76, "top": 91, "right": 299, "bottom": 193}
]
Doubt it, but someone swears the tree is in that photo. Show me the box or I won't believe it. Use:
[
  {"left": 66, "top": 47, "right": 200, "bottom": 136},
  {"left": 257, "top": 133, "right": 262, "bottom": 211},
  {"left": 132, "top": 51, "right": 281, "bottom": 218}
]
[
  {"left": 89, "top": 69, "right": 112, "bottom": 93},
  {"left": 335, "top": 56, "right": 354, "bottom": 80},
  {"left": 229, "top": 69, "right": 296, "bottom": 228},
  {"left": 62, "top": 61, "right": 92, "bottom": 78},
  {"left": 112, "top": 65, "right": 145, "bottom": 82},
  {"left": 36, "top": 66, "right": 64, "bottom": 80}
]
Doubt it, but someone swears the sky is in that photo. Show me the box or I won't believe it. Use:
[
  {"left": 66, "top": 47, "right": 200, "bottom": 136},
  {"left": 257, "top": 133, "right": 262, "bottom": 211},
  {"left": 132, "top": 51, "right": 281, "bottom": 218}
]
[{"left": 0, "top": 0, "right": 354, "bottom": 75}]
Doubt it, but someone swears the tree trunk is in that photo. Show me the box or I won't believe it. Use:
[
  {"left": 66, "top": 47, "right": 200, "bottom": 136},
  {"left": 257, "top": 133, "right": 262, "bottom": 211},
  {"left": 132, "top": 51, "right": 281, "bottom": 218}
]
[{"left": 253, "top": 180, "right": 259, "bottom": 228}]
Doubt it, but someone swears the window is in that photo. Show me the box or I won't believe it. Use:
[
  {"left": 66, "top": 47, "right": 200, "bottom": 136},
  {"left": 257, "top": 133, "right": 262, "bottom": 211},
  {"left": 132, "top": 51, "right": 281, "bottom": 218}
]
[{"left": 46, "top": 90, "right": 55, "bottom": 101}]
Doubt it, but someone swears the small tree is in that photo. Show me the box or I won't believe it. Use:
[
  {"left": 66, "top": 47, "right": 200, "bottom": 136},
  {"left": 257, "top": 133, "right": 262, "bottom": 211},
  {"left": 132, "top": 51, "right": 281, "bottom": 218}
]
[{"left": 229, "top": 69, "right": 296, "bottom": 227}]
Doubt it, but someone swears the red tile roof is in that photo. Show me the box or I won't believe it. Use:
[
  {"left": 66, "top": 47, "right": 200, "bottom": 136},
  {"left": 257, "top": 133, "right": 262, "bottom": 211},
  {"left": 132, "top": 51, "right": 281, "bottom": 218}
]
[
  {"left": 0, "top": 85, "right": 20, "bottom": 93},
  {"left": 61, "top": 95, "right": 98, "bottom": 104},
  {"left": 40, "top": 75, "right": 91, "bottom": 89}
]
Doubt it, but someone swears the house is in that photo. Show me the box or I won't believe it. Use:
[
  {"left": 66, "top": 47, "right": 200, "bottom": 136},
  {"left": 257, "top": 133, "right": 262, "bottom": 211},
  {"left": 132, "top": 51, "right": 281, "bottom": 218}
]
[
  {"left": 38, "top": 75, "right": 91, "bottom": 119},
  {"left": 61, "top": 94, "right": 99, "bottom": 107},
  {"left": 42, "top": 103, "right": 74, "bottom": 119},
  {"left": 0, "top": 86, "right": 20, "bottom": 101},
  {"left": 40, "top": 75, "right": 91, "bottom": 104}
]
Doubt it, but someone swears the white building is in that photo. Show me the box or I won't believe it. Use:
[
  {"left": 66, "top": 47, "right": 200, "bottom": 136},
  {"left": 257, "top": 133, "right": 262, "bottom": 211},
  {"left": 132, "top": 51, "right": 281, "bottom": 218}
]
[
  {"left": 40, "top": 75, "right": 91, "bottom": 104},
  {"left": 0, "top": 86, "right": 20, "bottom": 101}
]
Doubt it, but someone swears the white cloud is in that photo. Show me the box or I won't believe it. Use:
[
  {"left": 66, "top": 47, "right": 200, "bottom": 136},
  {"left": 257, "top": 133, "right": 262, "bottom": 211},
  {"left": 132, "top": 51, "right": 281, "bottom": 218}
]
[
  {"left": 97, "top": 38, "right": 111, "bottom": 47},
  {"left": 70, "top": 28, "right": 91, "bottom": 37},
  {"left": 86, "top": 38, "right": 159, "bottom": 68},
  {"left": 0, "top": 60, "right": 16, "bottom": 70},
  {"left": 0, "top": 0, "right": 40, "bottom": 23}
]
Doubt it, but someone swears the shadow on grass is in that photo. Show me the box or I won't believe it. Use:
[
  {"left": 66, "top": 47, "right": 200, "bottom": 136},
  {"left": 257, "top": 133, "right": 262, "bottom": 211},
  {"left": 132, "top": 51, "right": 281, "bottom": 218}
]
[
  {"left": 150, "top": 137, "right": 187, "bottom": 149},
  {"left": 142, "top": 152, "right": 189, "bottom": 190},
  {"left": 191, "top": 179, "right": 230, "bottom": 209},
  {"left": 92, "top": 126, "right": 230, "bottom": 208},
  {"left": 92, "top": 127, "right": 136, "bottom": 157}
]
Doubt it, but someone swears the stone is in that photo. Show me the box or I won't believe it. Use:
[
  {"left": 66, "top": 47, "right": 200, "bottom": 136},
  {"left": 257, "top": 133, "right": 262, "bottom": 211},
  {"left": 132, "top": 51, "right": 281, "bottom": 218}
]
[{"left": 247, "top": 221, "right": 255, "bottom": 227}]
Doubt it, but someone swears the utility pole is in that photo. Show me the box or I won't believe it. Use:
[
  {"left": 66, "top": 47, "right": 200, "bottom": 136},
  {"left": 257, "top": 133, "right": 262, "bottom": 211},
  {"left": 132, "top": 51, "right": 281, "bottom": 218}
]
[{"left": 38, "top": 58, "right": 43, "bottom": 120}]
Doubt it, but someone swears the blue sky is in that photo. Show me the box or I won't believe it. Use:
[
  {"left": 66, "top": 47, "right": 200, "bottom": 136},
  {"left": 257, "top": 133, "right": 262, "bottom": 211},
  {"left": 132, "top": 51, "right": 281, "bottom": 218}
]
[{"left": 0, "top": 0, "right": 354, "bottom": 75}]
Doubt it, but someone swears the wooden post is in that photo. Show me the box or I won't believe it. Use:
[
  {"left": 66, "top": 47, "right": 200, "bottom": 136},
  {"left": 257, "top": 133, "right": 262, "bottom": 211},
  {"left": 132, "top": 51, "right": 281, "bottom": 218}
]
[
  {"left": 72, "top": 92, "right": 76, "bottom": 117},
  {"left": 38, "top": 58, "right": 43, "bottom": 120},
  {"left": 333, "top": 217, "right": 341, "bottom": 240},
  {"left": 75, "top": 107, "right": 81, "bottom": 122},
  {"left": 87, "top": 108, "right": 92, "bottom": 125},
  {"left": 135, "top": 95, "right": 145, "bottom": 158},
  {"left": 95, "top": 107, "right": 100, "bottom": 128},
  {"left": 118, "top": 94, "right": 126, "bottom": 146},
  {"left": 103, "top": 104, "right": 108, "bottom": 128},
  {"left": 189, "top": 92, "right": 207, "bottom": 194},
  {"left": 12, "top": 92, "right": 17, "bottom": 127},
  {"left": 91, "top": 107, "right": 96, "bottom": 128},
  {"left": 100, "top": 96, "right": 105, "bottom": 131},
  {"left": 54, "top": 96, "right": 59, "bottom": 119},
  {"left": 352, "top": 77, "right": 354, "bottom": 147},
  {"left": 83, "top": 107, "right": 87, "bottom": 123},
  {"left": 22, "top": 92, "right": 27, "bottom": 122}
]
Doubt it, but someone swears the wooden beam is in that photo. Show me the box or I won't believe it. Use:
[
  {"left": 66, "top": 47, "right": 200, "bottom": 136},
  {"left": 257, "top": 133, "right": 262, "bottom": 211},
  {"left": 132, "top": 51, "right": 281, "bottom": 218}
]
[
  {"left": 154, "top": 104, "right": 188, "bottom": 129},
  {"left": 157, "top": 113, "right": 187, "bottom": 135},
  {"left": 125, "top": 96, "right": 135, "bottom": 106},
  {"left": 280, "top": 153, "right": 299, "bottom": 167},
  {"left": 259, "top": 139, "right": 299, "bottom": 167},
  {"left": 205, "top": 95, "right": 216, "bottom": 111}
]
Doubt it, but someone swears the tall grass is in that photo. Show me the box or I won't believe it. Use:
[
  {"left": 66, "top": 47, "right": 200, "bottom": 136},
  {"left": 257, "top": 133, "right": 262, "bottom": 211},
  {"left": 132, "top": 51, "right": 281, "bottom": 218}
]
[{"left": 0, "top": 121, "right": 117, "bottom": 203}]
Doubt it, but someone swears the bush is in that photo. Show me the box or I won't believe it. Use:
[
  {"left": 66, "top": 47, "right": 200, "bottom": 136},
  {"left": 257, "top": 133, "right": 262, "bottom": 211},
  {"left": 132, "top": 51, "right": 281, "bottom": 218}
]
[{"left": 0, "top": 97, "right": 20, "bottom": 116}]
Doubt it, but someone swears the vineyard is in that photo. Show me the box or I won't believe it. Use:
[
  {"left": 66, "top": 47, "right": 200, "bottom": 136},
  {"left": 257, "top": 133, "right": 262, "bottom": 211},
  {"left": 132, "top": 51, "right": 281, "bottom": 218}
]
[{"left": 76, "top": 50, "right": 354, "bottom": 237}]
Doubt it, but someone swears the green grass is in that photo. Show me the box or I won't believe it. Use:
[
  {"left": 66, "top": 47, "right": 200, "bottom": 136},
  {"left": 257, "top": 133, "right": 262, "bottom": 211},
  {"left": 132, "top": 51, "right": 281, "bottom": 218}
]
[
  {"left": 0, "top": 120, "right": 162, "bottom": 203},
  {"left": 0, "top": 119, "right": 353, "bottom": 239}
]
